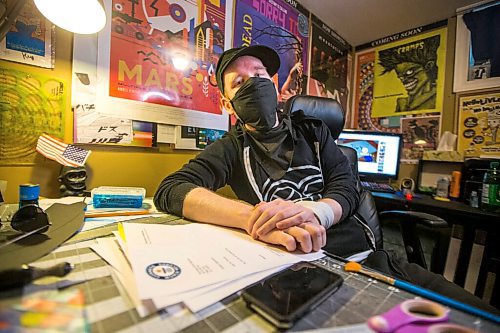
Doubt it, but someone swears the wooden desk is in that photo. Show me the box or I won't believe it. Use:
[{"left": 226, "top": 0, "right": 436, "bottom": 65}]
[
  {"left": 371, "top": 191, "right": 500, "bottom": 307},
  {"left": 1, "top": 213, "right": 498, "bottom": 332},
  {"left": 372, "top": 192, "right": 499, "bottom": 229}
]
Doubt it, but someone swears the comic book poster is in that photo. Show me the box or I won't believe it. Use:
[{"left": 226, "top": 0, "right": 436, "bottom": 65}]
[
  {"left": 95, "top": 0, "right": 229, "bottom": 130},
  {"left": 308, "top": 14, "right": 351, "bottom": 112},
  {"left": 233, "top": 0, "right": 309, "bottom": 103},
  {"left": 401, "top": 116, "right": 440, "bottom": 161},
  {"left": 372, "top": 27, "right": 447, "bottom": 118},
  {"left": 0, "top": 1, "right": 54, "bottom": 68},
  {"left": 458, "top": 91, "right": 500, "bottom": 157}
]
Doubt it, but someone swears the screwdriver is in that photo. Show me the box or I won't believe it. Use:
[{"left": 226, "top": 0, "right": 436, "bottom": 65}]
[{"left": 0, "top": 262, "right": 74, "bottom": 291}]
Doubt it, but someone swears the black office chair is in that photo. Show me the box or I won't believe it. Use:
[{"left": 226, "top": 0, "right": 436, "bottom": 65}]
[{"left": 284, "top": 95, "right": 449, "bottom": 272}]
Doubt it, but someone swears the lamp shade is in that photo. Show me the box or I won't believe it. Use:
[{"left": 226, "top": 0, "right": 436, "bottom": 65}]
[{"left": 34, "top": 0, "right": 106, "bottom": 34}]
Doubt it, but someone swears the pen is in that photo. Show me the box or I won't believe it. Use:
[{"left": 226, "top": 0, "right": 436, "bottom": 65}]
[{"left": 0, "top": 262, "right": 73, "bottom": 291}]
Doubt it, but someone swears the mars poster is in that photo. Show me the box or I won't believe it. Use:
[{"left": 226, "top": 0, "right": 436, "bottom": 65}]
[
  {"left": 233, "top": 0, "right": 309, "bottom": 102},
  {"left": 95, "top": 0, "right": 229, "bottom": 130}
]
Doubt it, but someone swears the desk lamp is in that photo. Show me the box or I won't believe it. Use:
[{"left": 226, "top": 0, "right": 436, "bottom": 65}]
[
  {"left": 0, "top": 0, "right": 106, "bottom": 41},
  {"left": 34, "top": 0, "right": 106, "bottom": 34}
]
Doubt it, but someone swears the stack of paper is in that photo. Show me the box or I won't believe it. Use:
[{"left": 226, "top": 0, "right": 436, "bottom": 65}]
[{"left": 90, "top": 222, "right": 324, "bottom": 316}]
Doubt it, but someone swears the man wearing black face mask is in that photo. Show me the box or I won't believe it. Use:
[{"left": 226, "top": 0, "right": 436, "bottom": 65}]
[
  {"left": 153, "top": 46, "right": 500, "bottom": 314},
  {"left": 154, "top": 45, "right": 364, "bottom": 256}
]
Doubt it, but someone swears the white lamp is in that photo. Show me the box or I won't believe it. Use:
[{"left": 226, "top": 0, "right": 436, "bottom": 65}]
[{"left": 34, "top": 0, "right": 106, "bottom": 34}]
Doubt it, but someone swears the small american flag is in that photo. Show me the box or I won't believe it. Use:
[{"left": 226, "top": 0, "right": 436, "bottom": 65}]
[{"left": 36, "top": 134, "right": 91, "bottom": 167}]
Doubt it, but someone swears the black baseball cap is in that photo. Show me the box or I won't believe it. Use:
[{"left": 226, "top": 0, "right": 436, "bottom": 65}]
[{"left": 215, "top": 45, "right": 280, "bottom": 94}]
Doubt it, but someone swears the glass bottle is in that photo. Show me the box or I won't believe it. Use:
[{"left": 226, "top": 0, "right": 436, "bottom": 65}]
[{"left": 481, "top": 161, "right": 500, "bottom": 213}]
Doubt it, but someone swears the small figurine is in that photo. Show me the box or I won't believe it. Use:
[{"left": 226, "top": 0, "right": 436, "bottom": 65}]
[{"left": 58, "top": 166, "right": 87, "bottom": 197}]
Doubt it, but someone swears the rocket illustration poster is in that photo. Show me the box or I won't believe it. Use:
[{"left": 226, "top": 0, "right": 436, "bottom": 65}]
[
  {"left": 95, "top": 0, "right": 229, "bottom": 130},
  {"left": 233, "top": 0, "right": 309, "bottom": 102}
]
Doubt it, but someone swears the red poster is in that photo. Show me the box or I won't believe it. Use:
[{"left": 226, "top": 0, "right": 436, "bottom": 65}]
[{"left": 108, "top": 0, "right": 225, "bottom": 114}]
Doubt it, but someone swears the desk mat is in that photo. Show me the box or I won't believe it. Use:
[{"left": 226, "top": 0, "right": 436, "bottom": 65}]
[{"left": 1, "top": 215, "right": 497, "bottom": 332}]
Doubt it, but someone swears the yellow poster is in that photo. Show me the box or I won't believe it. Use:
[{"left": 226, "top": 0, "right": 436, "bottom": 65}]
[
  {"left": 371, "top": 28, "right": 447, "bottom": 118},
  {"left": 0, "top": 64, "right": 65, "bottom": 165},
  {"left": 458, "top": 91, "right": 500, "bottom": 157}
]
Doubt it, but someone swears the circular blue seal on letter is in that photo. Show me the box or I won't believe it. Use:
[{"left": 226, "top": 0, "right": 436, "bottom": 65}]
[{"left": 146, "top": 263, "right": 181, "bottom": 280}]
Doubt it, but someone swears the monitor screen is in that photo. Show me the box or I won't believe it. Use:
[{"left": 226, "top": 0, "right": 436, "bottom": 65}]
[{"left": 337, "top": 130, "right": 403, "bottom": 181}]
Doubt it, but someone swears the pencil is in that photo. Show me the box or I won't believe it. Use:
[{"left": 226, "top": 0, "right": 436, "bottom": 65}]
[{"left": 84, "top": 209, "right": 150, "bottom": 218}]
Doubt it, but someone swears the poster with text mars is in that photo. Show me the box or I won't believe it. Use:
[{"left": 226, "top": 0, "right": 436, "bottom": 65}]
[{"left": 96, "top": 0, "right": 229, "bottom": 130}]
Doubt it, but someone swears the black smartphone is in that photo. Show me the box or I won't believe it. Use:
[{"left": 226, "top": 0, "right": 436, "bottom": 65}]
[{"left": 241, "top": 262, "right": 343, "bottom": 329}]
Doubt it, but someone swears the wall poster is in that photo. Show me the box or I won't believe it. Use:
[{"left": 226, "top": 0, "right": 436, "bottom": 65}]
[
  {"left": 371, "top": 27, "right": 447, "bottom": 118},
  {"left": 0, "top": 0, "right": 55, "bottom": 68},
  {"left": 72, "top": 33, "right": 156, "bottom": 147},
  {"left": 0, "top": 66, "right": 65, "bottom": 165},
  {"left": 454, "top": 3, "right": 500, "bottom": 92},
  {"left": 352, "top": 21, "right": 447, "bottom": 163},
  {"left": 401, "top": 116, "right": 440, "bottom": 161},
  {"left": 95, "top": 0, "right": 229, "bottom": 130},
  {"left": 458, "top": 91, "right": 500, "bottom": 158},
  {"left": 233, "top": 0, "right": 309, "bottom": 103},
  {"left": 308, "top": 14, "right": 351, "bottom": 113}
]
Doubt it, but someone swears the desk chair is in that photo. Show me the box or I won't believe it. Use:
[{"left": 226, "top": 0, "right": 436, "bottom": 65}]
[{"left": 284, "top": 95, "right": 449, "bottom": 273}]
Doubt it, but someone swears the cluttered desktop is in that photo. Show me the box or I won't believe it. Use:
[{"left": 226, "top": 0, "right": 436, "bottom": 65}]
[{"left": 0, "top": 184, "right": 499, "bottom": 332}]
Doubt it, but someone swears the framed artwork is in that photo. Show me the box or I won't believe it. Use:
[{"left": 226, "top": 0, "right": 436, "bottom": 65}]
[
  {"left": 453, "top": 4, "right": 500, "bottom": 92},
  {"left": 0, "top": 1, "right": 55, "bottom": 68}
]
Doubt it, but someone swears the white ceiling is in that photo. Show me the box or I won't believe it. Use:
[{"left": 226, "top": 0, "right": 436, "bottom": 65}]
[{"left": 299, "top": 0, "right": 482, "bottom": 46}]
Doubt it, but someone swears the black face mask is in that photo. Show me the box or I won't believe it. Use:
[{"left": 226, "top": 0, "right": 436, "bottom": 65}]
[{"left": 230, "top": 77, "right": 278, "bottom": 133}]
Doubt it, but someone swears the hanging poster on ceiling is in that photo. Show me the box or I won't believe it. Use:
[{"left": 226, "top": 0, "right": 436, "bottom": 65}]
[
  {"left": 233, "top": 0, "right": 309, "bottom": 103},
  {"left": 308, "top": 14, "right": 351, "bottom": 113},
  {"left": 94, "top": 0, "right": 229, "bottom": 130}
]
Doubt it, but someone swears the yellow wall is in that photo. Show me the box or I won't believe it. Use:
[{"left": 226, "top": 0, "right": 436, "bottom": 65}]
[
  {"left": 0, "top": 27, "right": 201, "bottom": 202},
  {"left": 0, "top": 19, "right": 459, "bottom": 203}
]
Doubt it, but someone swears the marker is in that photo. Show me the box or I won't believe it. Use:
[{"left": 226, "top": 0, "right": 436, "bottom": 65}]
[{"left": 0, "top": 262, "right": 73, "bottom": 290}]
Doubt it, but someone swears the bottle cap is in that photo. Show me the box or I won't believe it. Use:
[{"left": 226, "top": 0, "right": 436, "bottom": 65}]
[{"left": 19, "top": 184, "right": 40, "bottom": 201}]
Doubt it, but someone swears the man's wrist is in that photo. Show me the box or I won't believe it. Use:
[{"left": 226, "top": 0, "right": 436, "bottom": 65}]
[{"left": 296, "top": 200, "right": 334, "bottom": 229}]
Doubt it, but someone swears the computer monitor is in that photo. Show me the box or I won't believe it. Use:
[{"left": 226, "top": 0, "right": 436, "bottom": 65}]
[{"left": 337, "top": 130, "right": 403, "bottom": 182}]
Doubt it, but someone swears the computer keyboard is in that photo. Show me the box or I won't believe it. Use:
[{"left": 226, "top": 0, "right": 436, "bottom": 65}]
[{"left": 361, "top": 181, "right": 396, "bottom": 193}]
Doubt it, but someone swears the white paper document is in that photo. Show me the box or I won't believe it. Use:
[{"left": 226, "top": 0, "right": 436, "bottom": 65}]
[{"left": 121, "top": 223, "right": 323, "bottom": 304}]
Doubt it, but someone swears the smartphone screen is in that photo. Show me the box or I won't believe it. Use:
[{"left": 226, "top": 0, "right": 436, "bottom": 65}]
[{"left": 241, "top": 262, "right": 343, "bottom": 328}]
